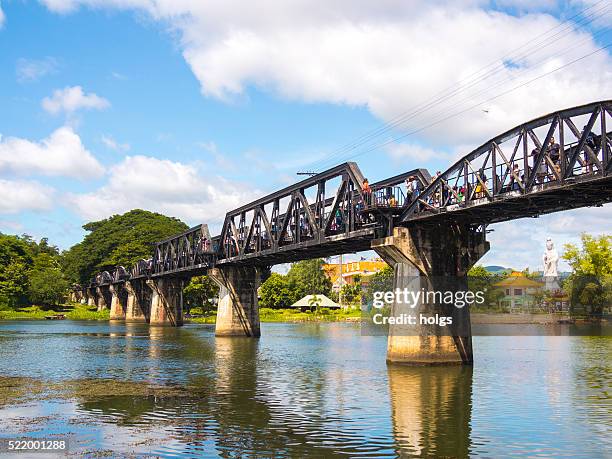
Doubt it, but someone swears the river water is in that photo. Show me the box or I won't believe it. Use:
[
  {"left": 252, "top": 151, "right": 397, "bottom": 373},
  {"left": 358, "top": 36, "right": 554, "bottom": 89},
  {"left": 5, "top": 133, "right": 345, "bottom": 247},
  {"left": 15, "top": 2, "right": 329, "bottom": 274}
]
[{"left": 0, "top": 320, "right": 609, "bottom": 458}]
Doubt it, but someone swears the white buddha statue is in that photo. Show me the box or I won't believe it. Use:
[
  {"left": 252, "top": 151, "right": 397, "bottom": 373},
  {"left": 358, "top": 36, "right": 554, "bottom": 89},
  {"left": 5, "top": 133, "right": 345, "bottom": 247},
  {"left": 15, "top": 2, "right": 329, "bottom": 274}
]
[{"left": 543, "top": 238, "right": 560, "bottom": 291}]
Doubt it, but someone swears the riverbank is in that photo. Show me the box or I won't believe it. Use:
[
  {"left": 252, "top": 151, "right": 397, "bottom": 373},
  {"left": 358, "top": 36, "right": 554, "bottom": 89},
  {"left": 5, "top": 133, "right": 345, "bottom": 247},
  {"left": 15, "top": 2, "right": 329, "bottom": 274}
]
[
  {"left": 187, "top": 307, "right": 363, "bottom": 324},
  {"left": 0, "top": 304, "right": 110, "bottom": 321},
  {"left": 0, "top": 305, "right": 598, "bottom": 325},
  {"left": 471, "top": 312, "right": 573, "bottom": 324},
  {"left": 0, "top": 305, "right": 361, "bottom": 323}
]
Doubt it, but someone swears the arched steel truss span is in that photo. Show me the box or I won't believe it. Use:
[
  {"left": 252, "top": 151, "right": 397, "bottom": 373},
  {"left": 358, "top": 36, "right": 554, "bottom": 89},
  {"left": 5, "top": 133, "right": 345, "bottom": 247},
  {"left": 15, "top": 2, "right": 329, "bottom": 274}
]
[
  {"left": 84, "top": 100, "right": 611, "bottom": 290},
  {"left": 399, "top": 100, "right": 612, "bottom": 225}
]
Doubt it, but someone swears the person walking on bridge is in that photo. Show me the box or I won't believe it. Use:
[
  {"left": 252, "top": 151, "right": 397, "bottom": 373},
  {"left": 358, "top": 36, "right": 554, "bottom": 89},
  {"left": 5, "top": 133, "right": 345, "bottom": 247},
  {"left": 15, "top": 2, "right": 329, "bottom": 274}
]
[
  {"left": 530, "top": 147, "right": 547, "bottom": 184},
  {"left": 362, "top": 178, "right": 372, "bottom": 206}
]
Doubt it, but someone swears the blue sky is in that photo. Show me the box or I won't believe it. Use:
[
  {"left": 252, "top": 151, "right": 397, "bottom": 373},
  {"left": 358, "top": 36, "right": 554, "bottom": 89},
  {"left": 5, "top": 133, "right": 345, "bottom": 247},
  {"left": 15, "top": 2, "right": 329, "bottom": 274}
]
[{"left": 0, "top": 0, "right": 610, "bottom": 270}]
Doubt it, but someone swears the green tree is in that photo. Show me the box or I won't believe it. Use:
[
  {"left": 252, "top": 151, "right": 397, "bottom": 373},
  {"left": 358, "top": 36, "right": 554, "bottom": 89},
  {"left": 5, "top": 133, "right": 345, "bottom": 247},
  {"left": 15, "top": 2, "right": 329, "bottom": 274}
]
[
  {"left": 468, "top": 265, "right": 506, "bottom": 308},
  {"left": 28, "top": 253, "right": 70, "bottom": 306},
  {"left": 340, "top": 282, "right": 362, "bottom": 306},
  {"left": 0, "top": 260, "right": 30, "bottom": 308},
  {"left": 364, "top": 265, "right": 393, "bottom": 304},
  {"left": 286, "top": 259, "right": 332, "bottom": 299},
  {"left": 0, "top": 234, "right": 78, "bottom": 308},
  {"left": 0, "top": 234, "right": 33, "bottom": 308},
  {"left": 61, "top": 209, "right": 188, "bottom": 284},
  {"left": 308, "top": 294, "right": 322, "bottom": 310},
  {"left": 259, "top": 273, "right": 295, "bottom": 308},
  {"left": 0, "top": 233, "right": 32, "bottom": 266},
  {"left": 183, "top": 275, "right": 219, "bottom": 313},
  {"left": 563, "top": 234, "right": 612, "bottom": 317},
  {"left": 563, "top": 234, "right": 612, "bottom": 277},
  {"left": 20, "top": 235, "right": 60, "bottom": 258}
]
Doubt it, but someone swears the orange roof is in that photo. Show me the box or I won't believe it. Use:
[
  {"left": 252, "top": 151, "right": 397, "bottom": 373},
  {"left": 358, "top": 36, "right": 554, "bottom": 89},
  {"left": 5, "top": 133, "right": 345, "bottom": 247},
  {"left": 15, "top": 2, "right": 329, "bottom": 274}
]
[{"left": 323, "top": 260, "right": 387, "bottom": 283}]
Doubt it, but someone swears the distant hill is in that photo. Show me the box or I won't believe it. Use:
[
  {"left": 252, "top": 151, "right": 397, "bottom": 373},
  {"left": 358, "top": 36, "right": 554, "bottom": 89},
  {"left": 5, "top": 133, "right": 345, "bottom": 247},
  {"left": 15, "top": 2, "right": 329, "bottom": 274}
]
[
  {"left": 484, "top": 265, "right": 512, "bottom": 274},
  {"left": 483, "top": 265, "right": 571, "bottom": 278}
]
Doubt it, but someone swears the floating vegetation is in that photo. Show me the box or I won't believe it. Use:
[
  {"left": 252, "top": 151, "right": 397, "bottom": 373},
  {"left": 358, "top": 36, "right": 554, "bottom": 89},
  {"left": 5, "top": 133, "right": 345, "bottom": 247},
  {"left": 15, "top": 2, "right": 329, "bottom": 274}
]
[{"left": 0, "top": 375, "right": 196, "bottom": 407}]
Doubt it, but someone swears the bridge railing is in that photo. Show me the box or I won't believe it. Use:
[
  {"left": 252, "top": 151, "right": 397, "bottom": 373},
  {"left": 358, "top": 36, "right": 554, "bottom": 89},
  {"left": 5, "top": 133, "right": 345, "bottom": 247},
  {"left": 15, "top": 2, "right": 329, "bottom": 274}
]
[
  {"left": 218, "top": 163, "right": 367, "bottom": 261},
  {"left": 151, "top": 224, "right": 215, "bottom": 276},
  {"left": 400, "top": 100, "right": 611, "bottom": 222},
  {"left": 217, "top": 164, "right": 431, "bottom": 262}
]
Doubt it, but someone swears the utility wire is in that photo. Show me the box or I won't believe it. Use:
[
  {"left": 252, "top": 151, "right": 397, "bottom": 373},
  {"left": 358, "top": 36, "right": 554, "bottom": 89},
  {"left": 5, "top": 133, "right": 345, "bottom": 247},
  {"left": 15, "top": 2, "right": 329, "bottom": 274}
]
[
  {"left": 308, "top": 6, "right": 610, "bottom": 170},
  {"left": 311, "top": 42, "right": 611, "bottom": 170},
  {"left": 306, "top": 1, "right": 610, "bottom": 170},
  {"left": 304, "top": 1, "right": 610, "bottom": 170}
]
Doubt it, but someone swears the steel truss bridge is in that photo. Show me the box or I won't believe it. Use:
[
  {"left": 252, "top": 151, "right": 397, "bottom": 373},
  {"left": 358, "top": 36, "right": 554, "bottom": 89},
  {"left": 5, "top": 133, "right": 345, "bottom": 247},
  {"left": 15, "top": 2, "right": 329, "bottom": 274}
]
[{"left": 87, "top": 100, "right": 612, "bottom": 290}]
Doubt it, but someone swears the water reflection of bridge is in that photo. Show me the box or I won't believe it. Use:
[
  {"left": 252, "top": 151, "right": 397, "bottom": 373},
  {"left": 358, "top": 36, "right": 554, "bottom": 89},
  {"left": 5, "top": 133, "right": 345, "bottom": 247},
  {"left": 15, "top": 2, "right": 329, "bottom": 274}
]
[
  {"left": 76, "top": 100, "right": 612, "bottom": 365},
  {"left": 74, "top": 325, "right": 473, "bottom": 457}
]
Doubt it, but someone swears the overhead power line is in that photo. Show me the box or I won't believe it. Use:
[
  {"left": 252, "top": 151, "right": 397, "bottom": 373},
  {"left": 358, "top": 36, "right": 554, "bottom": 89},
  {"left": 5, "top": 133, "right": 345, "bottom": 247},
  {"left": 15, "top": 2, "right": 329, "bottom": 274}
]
[
  {"left": 311, "top": 42, "right": 612, "bottom": 170},
  {"left": 302, "top": 1, "right": 611, "bottom": 171}
]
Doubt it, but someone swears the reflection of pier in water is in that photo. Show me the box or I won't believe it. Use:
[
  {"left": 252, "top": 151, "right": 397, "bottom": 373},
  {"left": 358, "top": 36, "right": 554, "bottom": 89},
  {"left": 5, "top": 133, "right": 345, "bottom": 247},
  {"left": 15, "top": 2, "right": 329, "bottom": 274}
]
[{"left": 389, "top": 365, "right": 473, "bottom": 457}]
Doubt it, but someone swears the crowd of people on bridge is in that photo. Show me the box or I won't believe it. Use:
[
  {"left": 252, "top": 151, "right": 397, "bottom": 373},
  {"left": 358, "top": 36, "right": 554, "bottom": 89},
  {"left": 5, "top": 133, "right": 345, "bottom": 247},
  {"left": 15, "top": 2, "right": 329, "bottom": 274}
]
[
  {"left": 441, "top": 128, "right": 600, "bottom": 209},
  {"left": 219, "top": 127, "right": 605, "bottom": 257}
]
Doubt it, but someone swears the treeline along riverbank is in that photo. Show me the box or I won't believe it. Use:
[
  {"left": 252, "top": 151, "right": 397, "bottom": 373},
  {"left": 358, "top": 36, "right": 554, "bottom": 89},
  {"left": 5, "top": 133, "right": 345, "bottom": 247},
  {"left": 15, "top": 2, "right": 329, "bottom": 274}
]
[{"left": 1, "top": 209, "right": 610, "bottom": 321}]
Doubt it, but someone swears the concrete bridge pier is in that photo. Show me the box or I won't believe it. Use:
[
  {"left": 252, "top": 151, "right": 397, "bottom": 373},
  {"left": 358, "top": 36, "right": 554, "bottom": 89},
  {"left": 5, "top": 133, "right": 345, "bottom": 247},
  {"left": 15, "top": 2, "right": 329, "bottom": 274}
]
[
  {"left": 372, "top": 224, "right": 489, "bottom": 365},
  {"left": 125, "top": 280, "right": 149, "bottom": 322},
  {"left": 95, "top": 286, "right": 111, "bottom": 312},
  {"left": 209, "top": 266, "right": 261, "bottom": 337},
  {"left": 146, "top": 278, "right": 184, "bottom": 326},
  {"left": 86, "top": 288, "right": 97, "bottom": 307},
  {"left": 109, "top": 284, "right": 127, "bottom": 320},
  {"left": 70, "top": 290, "right": 83, "bottom": 303}
]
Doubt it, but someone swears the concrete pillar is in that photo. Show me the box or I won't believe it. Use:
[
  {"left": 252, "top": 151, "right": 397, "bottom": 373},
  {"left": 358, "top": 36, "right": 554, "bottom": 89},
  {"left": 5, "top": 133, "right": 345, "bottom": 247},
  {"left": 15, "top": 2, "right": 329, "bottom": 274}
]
[
  {"left": 96, "top": 286, "right": 111, "bottom": 312},
  {"left": 146, "top": 278, "right": 184, "bottom": 326},
  {"left": 109, "top": 284, "right": 127, "bottom": 320},
  {"left": 372, "top": 224, "right": 489, "bottom": 365},
  {"left": 87, "top": 288, "right": 96, "bottom": 307},
  {"left": 209, "top": 266, "right": 261, "bottom": 337},
  {"left": 125, "top": 280, "right": 149, "bottom": 323}
]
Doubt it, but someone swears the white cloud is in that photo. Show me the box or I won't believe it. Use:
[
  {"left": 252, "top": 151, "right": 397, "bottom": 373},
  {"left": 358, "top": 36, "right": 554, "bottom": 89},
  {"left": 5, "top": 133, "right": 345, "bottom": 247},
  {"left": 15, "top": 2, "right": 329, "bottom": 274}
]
[
  {"left": 198, "top": 141, "right": 237, "bottom": 171},
  {"left": 0, "top": 3, "right": 5, "bottom": 28},
  {"left": 495, "top": 0, "right": 557, "bottom": 11},
  {"left": 572, "top": 0, "right": 612, "bottom": 27},
  {"left": 0, "top": 220, "right": 24, "bottom": 232},
  {"left": 0, "top": 180, "right": 55, "bottom": 214},
  {"left": 37, "top": 1, "right": 612, "bottom": 148},
  {"left": 16, "top": 57, "right": 59, "bottom": 82},
  {"left": 42, "top": 86, "right": 110, "bottom": 115},
  {"left": 385, "top": 141, "right": 449, "bottom": 163},
  {"left": 0, "top": 126, "right": 105, "bottom": 179},
  {"left": 68, "top": 155, "right": 256, "bottom": 226},
  {"left": 110, "top": 71, "right": 128, "bottom": 80},
  {"left": 101, "top": 134, "right": 130, "bottom": 152}
]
